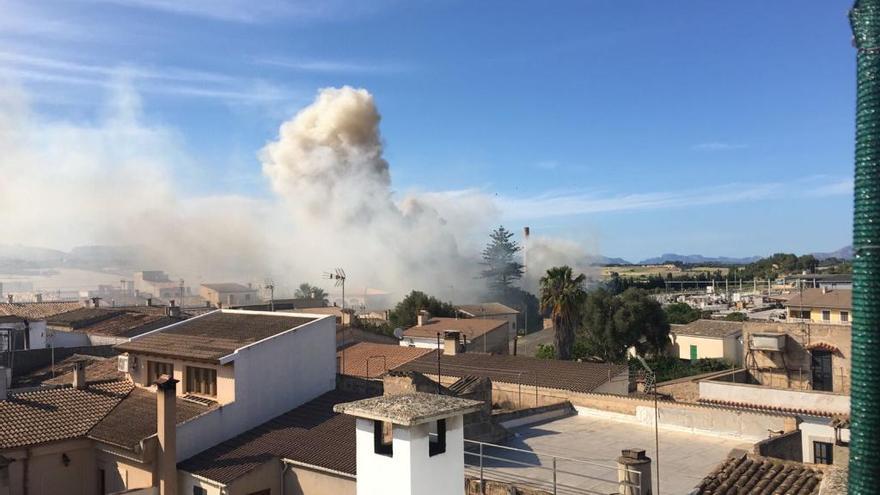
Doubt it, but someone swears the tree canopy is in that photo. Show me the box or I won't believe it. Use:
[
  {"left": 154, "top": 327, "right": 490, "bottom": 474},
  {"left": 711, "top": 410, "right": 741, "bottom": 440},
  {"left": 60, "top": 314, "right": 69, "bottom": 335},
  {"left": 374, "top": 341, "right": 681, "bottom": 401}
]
[
  {"left": 387, "top": 290, "right": 456, "bottom": 329},
  {"left": 579, "top": 288, "right": 670, "bottom": 363},
  {"left": 294, "top": 283, "right": 328, "bottom": 302},
  {"left": 481, "top": 226, "right": 524, "bottom": 295},
  {"left": 664, "top": 302, "right": 701, "bottom": 324}
]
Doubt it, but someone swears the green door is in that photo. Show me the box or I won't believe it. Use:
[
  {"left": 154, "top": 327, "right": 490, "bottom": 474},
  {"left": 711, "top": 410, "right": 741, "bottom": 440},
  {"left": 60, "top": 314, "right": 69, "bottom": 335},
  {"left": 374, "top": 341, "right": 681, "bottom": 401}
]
[{"left": 690, "top": 345, "right": 698, "bottom": 362}]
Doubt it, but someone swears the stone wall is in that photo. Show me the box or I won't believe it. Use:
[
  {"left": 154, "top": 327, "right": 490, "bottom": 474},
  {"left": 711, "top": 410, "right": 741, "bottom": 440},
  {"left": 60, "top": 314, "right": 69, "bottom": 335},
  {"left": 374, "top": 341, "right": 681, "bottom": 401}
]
[{"left": 742, "top": 321, "right": 851, "bottom": 393}]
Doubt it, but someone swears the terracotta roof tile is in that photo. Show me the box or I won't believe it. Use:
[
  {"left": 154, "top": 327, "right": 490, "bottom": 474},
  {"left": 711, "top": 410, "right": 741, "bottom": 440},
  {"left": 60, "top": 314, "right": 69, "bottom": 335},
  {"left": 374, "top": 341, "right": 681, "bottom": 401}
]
[
  {"left": 698, "top": 398, "right": 838, "bottom": 418},
  {"left": 0, "top": 380, "right": 132, "bottom": 449},
  {"left": 89, "top": 387, "right": 214, "bottom": 450},
  {"left": 694, "top": 454, "right": 823, "bottom": 494},
  {"left": 784, "top": 288, "right": 851, "bottom": 310},
  {"left": 337, "top": 343, "right": 432, "bottom": 378},
  {"left": 671, "top": 319, "right": 743, "bottom": 338},
  {"left": 395, "top": 352, "right": 626, "bottom": 394},
  {"left": 179, "top": 389, "right": 377, "bottom": 483},
  {"left": 0, "top": 301, "right": 82, "bottom": 320}
]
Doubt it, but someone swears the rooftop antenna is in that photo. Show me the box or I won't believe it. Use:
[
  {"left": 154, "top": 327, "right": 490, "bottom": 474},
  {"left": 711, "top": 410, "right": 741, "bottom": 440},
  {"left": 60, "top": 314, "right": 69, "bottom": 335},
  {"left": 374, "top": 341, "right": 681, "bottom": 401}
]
[
  {"left": 325, "top": 268, "right": 347, "bottom": 365},
  {"left": 264, "top": 279, "right": 275, "bottom": 312},
  {"left": 634, "top": 354, "right": 660, "bottom": 495},
  {"left": 179, "top": 279, "right": 185, "bottom": 308}
]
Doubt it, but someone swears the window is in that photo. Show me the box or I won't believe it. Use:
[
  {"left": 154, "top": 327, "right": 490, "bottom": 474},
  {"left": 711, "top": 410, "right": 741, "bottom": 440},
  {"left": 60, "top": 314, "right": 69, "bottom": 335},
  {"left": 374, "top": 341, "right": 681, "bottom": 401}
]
[
  {"left": 193, "top": 487, "right": 208, "bottom": 495},
  {"left": 373, "top": 420, "right": 393, "bottom": 457},
  {"left": 840, "top": 311, "right": 849, "bottom": 323},
  {"left": 822, "top": 310, "right": 831, "bottom": 321},
  {"left": 429, "top": 419, "right": 447, "bottom": 456},
  {"left": 148, "top": 361, "right": 173, "bottom": 382},
  {"left": 186, "top": 366, "right": 217, "bottom": 397},
  {"left": 813, "top": 441, "right": 833, "bottom": 465},
  {"left": 811, "top": 350, "right": 833, "bottom": 392},
  {"left": 689, "top": 345, "right": 698, "bottom": 362}
]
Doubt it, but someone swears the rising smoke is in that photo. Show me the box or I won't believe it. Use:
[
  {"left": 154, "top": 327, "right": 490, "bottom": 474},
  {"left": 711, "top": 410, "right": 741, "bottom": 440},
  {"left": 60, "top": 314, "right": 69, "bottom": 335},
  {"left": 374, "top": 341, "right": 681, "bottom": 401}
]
[{"left": 0, "top": 83, "right": 589, "bottom": 302}]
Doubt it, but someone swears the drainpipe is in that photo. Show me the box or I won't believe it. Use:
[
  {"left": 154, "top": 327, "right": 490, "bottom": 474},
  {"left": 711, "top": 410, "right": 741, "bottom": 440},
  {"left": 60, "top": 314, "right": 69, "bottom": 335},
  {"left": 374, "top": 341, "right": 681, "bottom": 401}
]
[{"left": 849, "top": 2, "right": 880, "bottom": 493}]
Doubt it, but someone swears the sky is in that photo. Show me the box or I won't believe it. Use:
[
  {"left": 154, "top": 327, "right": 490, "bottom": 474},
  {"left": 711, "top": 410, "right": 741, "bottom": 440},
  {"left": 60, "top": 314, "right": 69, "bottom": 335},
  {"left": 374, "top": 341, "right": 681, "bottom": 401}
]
[{"left": 0, "top": 0, "right": 856, "bottom": 263}]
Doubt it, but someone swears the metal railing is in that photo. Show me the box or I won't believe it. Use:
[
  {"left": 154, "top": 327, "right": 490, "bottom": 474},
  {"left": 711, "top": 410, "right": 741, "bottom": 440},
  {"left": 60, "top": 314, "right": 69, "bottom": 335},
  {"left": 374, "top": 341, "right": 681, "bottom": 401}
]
[{"left": 464, "top": 439, "right": 642, "bottom": 495}]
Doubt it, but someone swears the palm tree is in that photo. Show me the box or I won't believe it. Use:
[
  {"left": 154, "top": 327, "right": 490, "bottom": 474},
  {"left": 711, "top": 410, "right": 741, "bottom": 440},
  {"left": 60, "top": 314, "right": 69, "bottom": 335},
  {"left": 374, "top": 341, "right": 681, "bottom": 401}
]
[{"left": 540, "top": 266, "right": 586, "bottom": 360}]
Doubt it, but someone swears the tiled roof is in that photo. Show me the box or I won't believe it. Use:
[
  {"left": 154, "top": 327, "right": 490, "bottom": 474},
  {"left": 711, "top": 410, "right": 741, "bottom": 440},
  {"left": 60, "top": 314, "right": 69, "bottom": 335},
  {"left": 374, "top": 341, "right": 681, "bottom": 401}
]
[
  {"left": 337, "top": 342, "right": 432, "bottom": 378},
  {"left": 116, "top": 311, "right": 315, "bottom": 362},
  {"left": 456, "top": 303, "right": 519, "bottom": 317},
  {"left": 44, "top": 357, "right": 125, "bottom": 386},
  {"left": 179, "top": 389, "right": 377, "bottom": 483},
  {"left": 89, "top": 387, "right": 214, "bottom": 450},
  {"left": 395, "top": 352, "right": 627, "bottom": 394},
  {"left": 47, "top": 308, "right": 121, "bottom": 328},
  {"left": 671, "top": 320, "right": 743, "bottom": 338},
  {"left": 201, "top": 283, "right": 255, "bottom": 293},
  {"left": 0, "top": 380, "right": 132, "bottom": 449},
  {"left": 693, "top": 454, "right": 823, "bottom": 494},
  {"left": 784, "top": 288, "right": 851, "bottom": 310},
  {"left": 403, "top": 317, "right": 508, "bottom": 340},
  {"left": 0, "top": 301, "right": 82, "bottom": 320},
  {"left": 698, "top": 399, "right": 838, "bottom": 418},
  {"left": 78, "top": 313, "right": 178, "bottom": 338},
  {"left": 805, "top": 342, "right": 841, "bottom": 353}
]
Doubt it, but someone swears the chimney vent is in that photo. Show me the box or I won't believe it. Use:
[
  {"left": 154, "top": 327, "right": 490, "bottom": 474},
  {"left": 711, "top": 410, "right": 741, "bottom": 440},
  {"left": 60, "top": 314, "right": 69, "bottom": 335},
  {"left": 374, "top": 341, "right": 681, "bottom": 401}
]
[
  {"left": 443, "top": 331, "right": 461, "bottom": 355},
  {"left": 6, "top": 294, "right": 12, "bottom": 304},
  {"left": 73, "top": 361, "right": 86, "bottom": 389},
  {"left": 417, "top": 310, "right": 431, "bottom": 327}
]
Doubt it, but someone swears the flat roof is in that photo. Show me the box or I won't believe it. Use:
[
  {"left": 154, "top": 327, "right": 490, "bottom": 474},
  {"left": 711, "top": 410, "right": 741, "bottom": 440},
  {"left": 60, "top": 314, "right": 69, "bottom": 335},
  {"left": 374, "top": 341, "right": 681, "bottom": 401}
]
[
  {"left": 115, "top": 310, "right": 317, "bottom": 362},
  {"left": 403, "top": 316, "right": 508, "bottom": 340},
  {"left": 333, "top": 392, "right": 482, "bottom": 426}
]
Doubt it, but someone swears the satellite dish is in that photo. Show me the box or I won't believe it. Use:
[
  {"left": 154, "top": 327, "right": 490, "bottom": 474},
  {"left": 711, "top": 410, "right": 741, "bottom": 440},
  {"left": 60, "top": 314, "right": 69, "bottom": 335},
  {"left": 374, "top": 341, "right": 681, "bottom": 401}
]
[{"left": 393, "top": 327, "right": 404, "bottom": 339}]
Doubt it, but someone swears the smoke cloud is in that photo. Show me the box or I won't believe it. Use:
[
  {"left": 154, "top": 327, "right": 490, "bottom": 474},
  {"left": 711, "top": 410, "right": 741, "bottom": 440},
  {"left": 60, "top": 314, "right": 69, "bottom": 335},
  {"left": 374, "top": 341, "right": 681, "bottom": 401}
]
[{"left": 1, "top": 82, "right": 589, "bottom": 303}]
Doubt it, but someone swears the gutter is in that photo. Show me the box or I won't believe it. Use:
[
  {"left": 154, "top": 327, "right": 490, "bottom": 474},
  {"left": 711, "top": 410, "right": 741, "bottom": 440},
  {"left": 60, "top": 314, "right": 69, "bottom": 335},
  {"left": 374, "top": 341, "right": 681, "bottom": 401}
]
[{"left": 281, "top": 458, "right": 356, "bottom": 480}]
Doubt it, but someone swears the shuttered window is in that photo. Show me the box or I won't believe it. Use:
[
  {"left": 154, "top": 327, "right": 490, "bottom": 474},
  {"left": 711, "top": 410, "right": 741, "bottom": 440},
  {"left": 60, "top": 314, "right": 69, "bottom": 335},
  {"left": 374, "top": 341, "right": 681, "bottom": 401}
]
[
  {"left": 148, "top": 361, "right": 174, "bottom": 382},
  {"left": 186, "top": 366, "right": 217, "bottom": 397}
]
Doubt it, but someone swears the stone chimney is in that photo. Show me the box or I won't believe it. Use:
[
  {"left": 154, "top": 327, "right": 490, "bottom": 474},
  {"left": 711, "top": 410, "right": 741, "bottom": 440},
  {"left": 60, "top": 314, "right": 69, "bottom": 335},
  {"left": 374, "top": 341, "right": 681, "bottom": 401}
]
[
  {"left": 156, "top": 375, "right": 178, "bottom": 495},
  {"left": 72, "top": 361, "right": 87, "bottom": 390},
  {"left": 443, "top": 331, "right": 461, "bottom": 356},
  {"left": 617, "top": 448, "right": 652, "bottom": 495},
  {"left": 417, "top": 310, "right": 431, "bottom": 327}
]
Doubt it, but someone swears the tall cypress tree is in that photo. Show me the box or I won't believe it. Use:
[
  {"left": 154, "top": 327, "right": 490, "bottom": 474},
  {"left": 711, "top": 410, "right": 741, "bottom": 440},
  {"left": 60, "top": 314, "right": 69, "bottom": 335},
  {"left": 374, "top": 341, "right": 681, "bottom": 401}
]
[{"left": 480, "top": 226, "right": 525, "bottom": 295}]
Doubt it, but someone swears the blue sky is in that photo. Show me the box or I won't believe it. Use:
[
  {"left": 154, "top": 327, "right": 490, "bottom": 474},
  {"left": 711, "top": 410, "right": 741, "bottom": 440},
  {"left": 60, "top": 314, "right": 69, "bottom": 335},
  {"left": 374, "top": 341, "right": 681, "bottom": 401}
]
[{"left": 0, "top": 0, "right": 855, "bottom": 262}]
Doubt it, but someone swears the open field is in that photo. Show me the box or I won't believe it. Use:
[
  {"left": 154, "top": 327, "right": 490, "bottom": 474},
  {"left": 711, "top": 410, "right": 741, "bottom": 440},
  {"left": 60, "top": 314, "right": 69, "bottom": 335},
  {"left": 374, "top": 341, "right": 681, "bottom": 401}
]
[{"left": 601, "top": 264, "right": 730, "bottom": 279}]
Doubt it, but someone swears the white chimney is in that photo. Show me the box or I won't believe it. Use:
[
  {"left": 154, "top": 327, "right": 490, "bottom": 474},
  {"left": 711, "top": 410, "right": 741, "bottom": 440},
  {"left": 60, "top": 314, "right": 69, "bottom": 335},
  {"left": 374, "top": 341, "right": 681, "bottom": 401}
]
[
  {"left": 335, "top": 393, "right": 482, "bottom": 495},
  {"left": 72, "top": 361, "right": 87, "bottom": 390},
  {"left": 417, "top": 310, "right": 431, "bottom": 327}
]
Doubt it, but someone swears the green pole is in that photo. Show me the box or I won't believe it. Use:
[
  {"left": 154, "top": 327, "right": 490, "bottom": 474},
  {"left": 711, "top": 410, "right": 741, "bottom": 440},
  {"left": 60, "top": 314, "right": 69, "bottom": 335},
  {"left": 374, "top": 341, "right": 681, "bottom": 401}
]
[{"left": 849, "top": 2, "right": 880, "bottom": 493}]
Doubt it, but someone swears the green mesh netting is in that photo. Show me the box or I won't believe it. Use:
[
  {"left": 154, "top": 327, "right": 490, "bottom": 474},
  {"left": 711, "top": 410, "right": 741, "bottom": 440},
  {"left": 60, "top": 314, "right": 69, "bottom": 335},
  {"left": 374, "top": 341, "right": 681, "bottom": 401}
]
[{"left": 849, "top": 1, "right": 880, "bottom": 493}]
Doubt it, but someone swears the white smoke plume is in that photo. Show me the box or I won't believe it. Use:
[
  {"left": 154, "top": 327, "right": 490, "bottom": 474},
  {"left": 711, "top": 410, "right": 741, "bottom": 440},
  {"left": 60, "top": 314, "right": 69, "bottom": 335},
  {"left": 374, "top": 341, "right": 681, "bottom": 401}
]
[{"left": 1, "top": 82, "right": 590, "bottom": 303}]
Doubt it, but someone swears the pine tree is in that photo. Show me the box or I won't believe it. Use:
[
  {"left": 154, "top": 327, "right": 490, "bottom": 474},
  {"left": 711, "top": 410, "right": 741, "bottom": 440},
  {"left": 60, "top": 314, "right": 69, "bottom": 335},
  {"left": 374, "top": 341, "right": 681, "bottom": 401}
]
[{"left": 480, "top": 226, "right": 525, "bottom": 295}]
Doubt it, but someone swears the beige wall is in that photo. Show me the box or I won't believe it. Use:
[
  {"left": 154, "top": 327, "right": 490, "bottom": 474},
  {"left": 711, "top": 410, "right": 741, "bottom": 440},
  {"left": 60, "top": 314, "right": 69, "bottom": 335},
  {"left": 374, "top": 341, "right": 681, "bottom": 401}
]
[
  {"left": 743, "top": 321, "right": 851, "bottom": 393},
  {"left": 198, "top": 287, "right": 259, "bottom": 307},
  {"left": 468, "top": 325, "right": 510, "bottom": 355},
  {"left": 787, "top": 307, "right": 850, "bottom": 324},
  {"left": 671, "top": 333, "right": 741, "bottom": 365},
  {"left": 126, "top": 353, "right": 235, "bottom": 404},
  {"left": 228, "top": 458, "right": 282, "bottom": 495},
  {"left": 284, "top": 464, "right": 355, "bottom": 495},
  {"left": 96, "top": 446, "right": 156, "bottom": 494},
  {"left": 2, "top": 439, "right": 96, "bottom": 495}
]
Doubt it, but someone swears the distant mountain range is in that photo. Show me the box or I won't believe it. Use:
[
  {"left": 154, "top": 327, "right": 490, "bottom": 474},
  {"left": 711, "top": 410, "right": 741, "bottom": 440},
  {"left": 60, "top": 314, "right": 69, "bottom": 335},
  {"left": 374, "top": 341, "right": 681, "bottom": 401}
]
[{"left": 592, "top": 245, "right": 854, "bottom": 266}]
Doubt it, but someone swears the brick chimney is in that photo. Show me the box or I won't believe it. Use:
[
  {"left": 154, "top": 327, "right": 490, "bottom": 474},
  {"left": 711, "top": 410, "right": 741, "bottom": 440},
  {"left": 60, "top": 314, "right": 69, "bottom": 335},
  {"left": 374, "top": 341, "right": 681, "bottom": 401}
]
[
  {"left": 155, "top": 375, "right": 178, "bottom": 495},
  {"left": 443, "top": 331, "right": 461, "bottom": 356},
  {"left": 417, "top": 310, "right": 431, "bottom": 327},
  {"left": 72, "top": 361, "right": 87, "bottom": 390}
]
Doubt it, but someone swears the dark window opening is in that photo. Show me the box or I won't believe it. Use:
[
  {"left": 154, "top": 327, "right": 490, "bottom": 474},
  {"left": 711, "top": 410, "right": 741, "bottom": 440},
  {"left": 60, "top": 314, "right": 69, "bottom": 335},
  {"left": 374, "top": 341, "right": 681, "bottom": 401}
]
[
  {"left": 148, "top": 361, "right": 173, "bottom": 382},
  {"left": 813, "top": 441, "right": 833, "bottom": 465},
  {"left": 193, "top": 487, "right": 208, "bottom": 495},
  {"left": 374, "top": 420, "right": 393, "bottom": 457},
  {"left": 811, "top": 350, "right": 833, "bottom": 392},
  {"left": 429, "top": 419, "right": 447, "bottom": 456},
  {"left": 186, "top": 366, "right": 217, "bottom": 397}
]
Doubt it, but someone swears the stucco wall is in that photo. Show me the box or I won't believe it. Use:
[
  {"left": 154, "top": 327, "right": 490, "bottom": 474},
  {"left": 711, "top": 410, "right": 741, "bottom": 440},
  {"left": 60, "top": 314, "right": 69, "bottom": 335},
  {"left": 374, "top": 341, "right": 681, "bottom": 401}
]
[
  {"left": 285, "top": 464, "right": 355, "bottom": 495},
  {"left": 176, "top": 313, "right": 336, "bottom": 460},
  {"left": 227, "top": 458, "right": 282, "bottom": 495},
  {"left": 2, "top": 439, "right": 96, "bottom": 495},
  {"left": 699, "top": 380, "right": 850, "bottom": 416},
  {"left": 673, "top": 335, "right": 725, "bottom": 360},
  {"left": 96, "top": 448, "right": 155, "bottom": 494}
]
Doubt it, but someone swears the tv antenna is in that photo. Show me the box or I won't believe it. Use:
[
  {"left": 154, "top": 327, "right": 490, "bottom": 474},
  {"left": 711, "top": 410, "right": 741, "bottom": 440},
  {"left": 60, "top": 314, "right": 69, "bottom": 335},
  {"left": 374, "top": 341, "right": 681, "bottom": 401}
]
[
  {"left": 264, "top": 279, "right": 275, "bottom": 312},
  {"left": 324, "top": 268, "right": 346, "bottom": 311}
]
